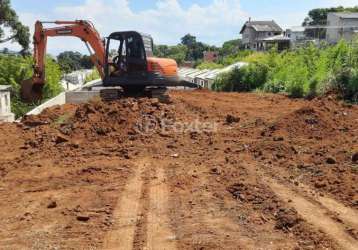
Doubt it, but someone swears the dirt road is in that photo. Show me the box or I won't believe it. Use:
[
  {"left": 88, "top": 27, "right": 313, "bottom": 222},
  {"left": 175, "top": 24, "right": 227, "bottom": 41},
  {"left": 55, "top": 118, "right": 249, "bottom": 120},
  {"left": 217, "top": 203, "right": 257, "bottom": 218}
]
[{"left": 0, "top": 90, "right": 357, "bottom": 249}]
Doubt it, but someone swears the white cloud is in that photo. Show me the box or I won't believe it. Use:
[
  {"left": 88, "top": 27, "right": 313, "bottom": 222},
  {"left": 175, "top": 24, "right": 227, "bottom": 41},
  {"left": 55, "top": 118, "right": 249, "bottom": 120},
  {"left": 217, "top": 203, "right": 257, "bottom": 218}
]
[
  {"left": 325, "top": 0, "right": 358, "bottom": 7},
  {"left": 55, "top": 0, "right": 248, "bottom": 45},
  {"left": 1, "top": 0, "right": 248, "bottom": 55}
]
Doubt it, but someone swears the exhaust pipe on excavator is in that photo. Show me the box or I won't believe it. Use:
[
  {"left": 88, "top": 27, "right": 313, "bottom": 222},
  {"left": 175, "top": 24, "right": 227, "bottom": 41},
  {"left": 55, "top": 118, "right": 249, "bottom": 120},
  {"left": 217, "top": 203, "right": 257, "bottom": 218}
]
[{"left": 20, "top": 78, "right": 44, "bottom": 103}]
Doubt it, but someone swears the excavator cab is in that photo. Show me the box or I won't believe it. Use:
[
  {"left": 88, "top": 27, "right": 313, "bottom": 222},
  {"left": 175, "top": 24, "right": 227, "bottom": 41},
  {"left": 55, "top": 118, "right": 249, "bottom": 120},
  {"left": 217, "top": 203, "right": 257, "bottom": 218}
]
[
  {"left": 103, "top": 31, "right": 153, "bottom": 92},
  {"left": 103, "top": 31, "right": 180, "bottom": 92},
  {"left": 105, "top": 32, "right": 148, "bottom": 78}
]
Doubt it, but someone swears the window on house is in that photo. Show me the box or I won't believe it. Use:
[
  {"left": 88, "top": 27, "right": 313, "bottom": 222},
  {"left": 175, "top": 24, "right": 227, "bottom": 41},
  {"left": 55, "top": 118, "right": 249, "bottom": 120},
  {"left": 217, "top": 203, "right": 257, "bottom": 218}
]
[{"left": 5, "top": 94, "right": 8, "bottom": 107}]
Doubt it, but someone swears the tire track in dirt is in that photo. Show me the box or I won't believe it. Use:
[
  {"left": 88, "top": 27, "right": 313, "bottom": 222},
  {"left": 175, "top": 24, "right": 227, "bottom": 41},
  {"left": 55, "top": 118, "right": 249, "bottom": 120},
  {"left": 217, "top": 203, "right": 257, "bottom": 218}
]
[
  {"left": 103, "top": 161, "right": 146, "bottom": 250},
  {"left": 103, "top": 158, "right": 176, "bottom": 250},
  {"left": 266, "top": 177, "right": 358, "bottom": 250},
  {"left": 296, "top": 183, "right": 358, "bottom": 229},
  {"left": 166, "top": 162, "right": 263, "bottom": 249},
  {"left": 259, "top": 162, "right": 358, "bottom": 232},
  {"left": 146, "top": 165, "right": 177, "bottom": 250}
]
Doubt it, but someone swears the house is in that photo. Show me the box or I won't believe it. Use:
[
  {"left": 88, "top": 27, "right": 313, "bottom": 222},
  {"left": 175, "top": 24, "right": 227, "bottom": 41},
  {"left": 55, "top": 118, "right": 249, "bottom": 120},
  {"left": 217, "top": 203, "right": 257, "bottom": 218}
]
[
  {"left": 240, "top": 19, "right": 283, "bottom": 50},
  {"left": 326, "top": 12, "right": 358, "bottom": 44},
  {"left": 261, "top": 34, "right": 291, "bottom": 51},
  {"left": 0, "top": 85, "right": 15, "bottom": 122},
  {"left": 205, "top": 69, "right": 223, "bottom": 90},
  {"left": 195, "top": 70, "right": 216, "bottom": 88},
  {"left": 286, "top": 27, "right": 307, "bottom": 46},
  {"left": 179, "top": 68, "right": 200, "bottom": 82},
  {"left": 203, "top": 51, "right": 219, "bottom": 62},
  {"left": 183, "top": 69, "right": 206, "bottom": 84}
]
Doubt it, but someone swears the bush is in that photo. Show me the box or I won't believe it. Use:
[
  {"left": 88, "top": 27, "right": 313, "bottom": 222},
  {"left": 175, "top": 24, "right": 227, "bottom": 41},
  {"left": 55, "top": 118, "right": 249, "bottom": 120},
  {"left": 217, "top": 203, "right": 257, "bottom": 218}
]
[
  {"left": 214, "top": 39, "right": 358, "bottom": 102},
  {"left": 328, "top": 68, "right": 358, "bottom": 101},
  {"left": 214, "top": 63, "right": 268, "bottom": 92},
  {"left": 0, "top": 54, "right": 63, "bottom": 118},
  {"left": 196, "top": 62, "right": 224, "bottom": 70}
]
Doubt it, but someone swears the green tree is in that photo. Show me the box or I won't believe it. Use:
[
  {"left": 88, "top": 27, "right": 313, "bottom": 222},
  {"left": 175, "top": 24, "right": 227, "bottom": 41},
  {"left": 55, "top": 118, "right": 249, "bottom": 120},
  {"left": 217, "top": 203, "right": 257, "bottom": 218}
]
[
  {"left": 220, "top": 39, "right": 242, "bottom": 57},
  {"left": 80, "top": 55, "right": 94, "bottom": 69},
  {"left": 153, "top": 45, "right": 169, "bottom": 58},
  {"left": 153, "top": 44, "right": 187, "bottom": 65},
  {"left": 57, "top": 51, "right": 83, "bottom": 73},
  {"left": 0, "top": 0, "right": 30, "bottom": 52},
  {"left": 181, "top": 34, "right": 196, "bottom": 47},
  {"left": 180, "top": 34, "right": 210, "bottom": 61}
]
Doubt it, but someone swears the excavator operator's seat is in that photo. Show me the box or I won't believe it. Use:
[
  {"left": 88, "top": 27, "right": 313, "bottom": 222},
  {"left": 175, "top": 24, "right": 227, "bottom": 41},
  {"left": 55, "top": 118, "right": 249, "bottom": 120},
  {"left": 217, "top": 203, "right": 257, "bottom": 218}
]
[{"left": 105, "top": 31, "right": 150, "bottom": 78}]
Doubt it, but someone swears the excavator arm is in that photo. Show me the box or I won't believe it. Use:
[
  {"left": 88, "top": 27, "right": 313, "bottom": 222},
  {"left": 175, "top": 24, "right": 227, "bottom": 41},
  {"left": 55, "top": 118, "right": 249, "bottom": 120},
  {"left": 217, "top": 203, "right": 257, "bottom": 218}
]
[{"left": 21, "top": 20, "right": 105, "bottom": 102}]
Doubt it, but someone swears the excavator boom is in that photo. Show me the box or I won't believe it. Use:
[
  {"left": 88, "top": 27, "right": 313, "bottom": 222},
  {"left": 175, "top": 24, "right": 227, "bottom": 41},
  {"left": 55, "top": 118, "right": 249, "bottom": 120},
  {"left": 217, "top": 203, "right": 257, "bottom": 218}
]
[{"left": 21, "top": 20, "right": 105, "bottom": 102}]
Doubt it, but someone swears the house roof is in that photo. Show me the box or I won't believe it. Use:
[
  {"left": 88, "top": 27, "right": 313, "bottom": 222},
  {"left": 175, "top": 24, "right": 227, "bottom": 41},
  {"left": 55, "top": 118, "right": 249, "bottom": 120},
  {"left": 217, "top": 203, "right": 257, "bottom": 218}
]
[
  {"left": 205, "top": 69, "right": 224, "bottom": 80},
  {"left": 261, "top": 34, "right": 291, "bottom": 41},
  {"left": 240, "top": 20, "right": 283, "bottom": 34},
  {"left": 331, "top": 12, "right": 358, "bottom": 19},
  {"left": 179, "top": 68, "right": 197, "bottom": 75},
  {"left": 186, "top": 70, "right": 208, "bottom": 78},
  {"left": 195, "top": 70, "right": 217, "bottom": 79},
  {"left": 287, "top": 27, "right": 305, "bottom": 32}
]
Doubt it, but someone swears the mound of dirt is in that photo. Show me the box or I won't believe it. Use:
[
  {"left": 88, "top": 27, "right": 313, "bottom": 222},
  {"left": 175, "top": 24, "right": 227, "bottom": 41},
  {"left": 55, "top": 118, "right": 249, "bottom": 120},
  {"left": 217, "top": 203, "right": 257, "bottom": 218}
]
[
  {"left": 265, "top": 106, "right": 335, "bottom": 139},
  {"left": 20, "top": 98, "right": 175, "bottom": 150}
]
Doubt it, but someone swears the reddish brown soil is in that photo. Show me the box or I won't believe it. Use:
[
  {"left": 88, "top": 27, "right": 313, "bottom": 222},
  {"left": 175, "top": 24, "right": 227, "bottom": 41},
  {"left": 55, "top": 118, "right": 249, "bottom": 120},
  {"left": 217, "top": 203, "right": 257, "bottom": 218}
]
[{"left": 0, "top": 90, "right": 357, "bottom": 249}]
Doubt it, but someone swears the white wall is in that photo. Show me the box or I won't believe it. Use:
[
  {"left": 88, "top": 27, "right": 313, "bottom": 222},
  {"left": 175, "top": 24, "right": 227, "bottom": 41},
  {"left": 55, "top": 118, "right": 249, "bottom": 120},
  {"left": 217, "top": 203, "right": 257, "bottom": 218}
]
[
  {"left": 327, "top": 13, "right": 358, "bottom": 43},
  {"left": 0, "top": 92, "right": 11, "bottom": 114}
]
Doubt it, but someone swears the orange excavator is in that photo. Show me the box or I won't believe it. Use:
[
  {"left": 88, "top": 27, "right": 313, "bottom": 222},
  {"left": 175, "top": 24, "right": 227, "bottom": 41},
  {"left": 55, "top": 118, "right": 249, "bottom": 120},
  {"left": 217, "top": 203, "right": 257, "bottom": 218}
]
[{"left": 21, "top": 20, "right": 194, "bottom": 102}]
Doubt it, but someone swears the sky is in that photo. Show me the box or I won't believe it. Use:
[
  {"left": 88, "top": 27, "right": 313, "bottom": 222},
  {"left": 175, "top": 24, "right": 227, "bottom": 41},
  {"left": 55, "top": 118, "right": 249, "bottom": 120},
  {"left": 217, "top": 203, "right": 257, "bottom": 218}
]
[{"left": 1, "top": 0, "right": 358, "bottom": 55}]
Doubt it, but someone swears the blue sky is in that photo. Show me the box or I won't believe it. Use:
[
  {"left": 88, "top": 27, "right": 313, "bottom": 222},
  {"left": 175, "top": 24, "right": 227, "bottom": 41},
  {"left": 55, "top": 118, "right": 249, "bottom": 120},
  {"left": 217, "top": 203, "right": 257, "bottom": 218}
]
[{"left": 3, "top": 0, "right": 358, "bottom": 54}]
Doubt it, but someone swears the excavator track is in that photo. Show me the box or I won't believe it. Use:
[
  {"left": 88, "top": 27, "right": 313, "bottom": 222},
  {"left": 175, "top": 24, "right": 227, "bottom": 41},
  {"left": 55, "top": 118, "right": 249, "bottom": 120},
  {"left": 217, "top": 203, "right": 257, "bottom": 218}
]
[{"left": 99, "top": 87, "right": 171, "bottom": 103}]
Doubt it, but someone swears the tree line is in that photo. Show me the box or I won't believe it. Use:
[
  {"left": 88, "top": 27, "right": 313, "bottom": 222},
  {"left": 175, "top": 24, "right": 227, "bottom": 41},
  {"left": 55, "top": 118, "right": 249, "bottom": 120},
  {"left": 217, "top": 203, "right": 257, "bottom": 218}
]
[
  {"left": 154, "top": 34, "right": 243, "bottom": 66},
  {"left": 57, "top": 51, "right": 94, "bottom": 73}
]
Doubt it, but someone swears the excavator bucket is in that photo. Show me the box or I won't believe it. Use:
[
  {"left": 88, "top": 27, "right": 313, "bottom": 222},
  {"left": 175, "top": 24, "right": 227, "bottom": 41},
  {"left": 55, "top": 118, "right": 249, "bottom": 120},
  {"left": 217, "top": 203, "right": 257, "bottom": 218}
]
[{"left": 21, "top": 78, "right": 43, "bottom": 103}]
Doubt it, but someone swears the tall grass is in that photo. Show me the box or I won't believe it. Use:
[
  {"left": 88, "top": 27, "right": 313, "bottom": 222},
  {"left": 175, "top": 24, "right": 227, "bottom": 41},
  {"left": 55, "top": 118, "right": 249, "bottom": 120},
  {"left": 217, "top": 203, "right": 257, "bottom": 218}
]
[{"left": 214, "top": 39, "right": 358, "bottom": 102}]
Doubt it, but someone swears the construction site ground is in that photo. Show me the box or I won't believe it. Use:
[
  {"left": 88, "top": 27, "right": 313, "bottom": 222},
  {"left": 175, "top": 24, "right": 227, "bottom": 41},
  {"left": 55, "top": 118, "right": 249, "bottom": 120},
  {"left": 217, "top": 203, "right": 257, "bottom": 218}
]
[{"left": 0, "top": 90, "right": 357, "bottom": 250}]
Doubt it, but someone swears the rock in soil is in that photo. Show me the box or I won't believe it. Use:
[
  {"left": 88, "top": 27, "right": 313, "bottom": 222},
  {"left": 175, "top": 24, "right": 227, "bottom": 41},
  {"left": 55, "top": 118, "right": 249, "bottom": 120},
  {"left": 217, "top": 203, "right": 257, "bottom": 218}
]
[
  {"left": 326, "top": 157, "right": 336, "bottom": 164},
  {"left": 47, "top": 201, "right": 57, "bottom": 209},
  {"left": 352, "top": 152, "right": 358, "bottom": 164},
  {"left": 226, "top": 114, "right": 240, "bottom": 124},
  {"left": 77, "top": 215, "right": 90, "bottom": 222}
]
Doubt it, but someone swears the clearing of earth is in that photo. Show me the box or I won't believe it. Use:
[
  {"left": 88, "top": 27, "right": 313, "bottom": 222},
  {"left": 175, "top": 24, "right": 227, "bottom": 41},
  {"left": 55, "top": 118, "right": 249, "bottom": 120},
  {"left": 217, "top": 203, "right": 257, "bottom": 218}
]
[{"left": 0, "top": 90, "right": 357, "bottom": 249}]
